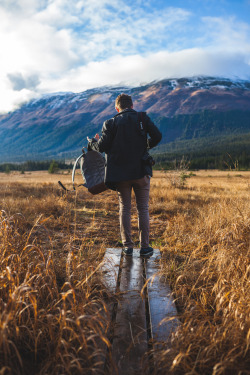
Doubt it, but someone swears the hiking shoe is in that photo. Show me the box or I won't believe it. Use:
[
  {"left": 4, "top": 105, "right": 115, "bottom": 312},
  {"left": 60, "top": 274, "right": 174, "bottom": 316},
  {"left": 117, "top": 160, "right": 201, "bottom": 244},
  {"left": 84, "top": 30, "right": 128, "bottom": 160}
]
[
  {"left": 122, "top": 247, "right": 133, "bottom": 256},
  {"left": 140, "top": 246, "right": 153, "bottom": 257}
]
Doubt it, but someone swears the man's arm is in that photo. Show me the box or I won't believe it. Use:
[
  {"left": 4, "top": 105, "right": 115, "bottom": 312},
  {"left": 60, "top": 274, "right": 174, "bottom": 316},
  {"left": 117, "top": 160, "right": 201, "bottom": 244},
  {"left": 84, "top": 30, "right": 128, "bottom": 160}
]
[
  {"left": 88, "top": 119, "right": 115, "bottom": 153},
  {"left": 145, "top": 114, "right": 162, "bottom": 149}
]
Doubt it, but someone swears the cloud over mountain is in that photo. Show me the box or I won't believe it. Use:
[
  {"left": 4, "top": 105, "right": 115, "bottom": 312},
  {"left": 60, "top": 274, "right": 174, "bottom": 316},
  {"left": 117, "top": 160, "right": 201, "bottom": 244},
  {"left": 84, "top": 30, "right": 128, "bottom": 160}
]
[
  {"left": 0, "top": 0, "right": 250, "bottom": 113},
  {"left": 7, "top": 73, "right": 40, "bottom": 91}
]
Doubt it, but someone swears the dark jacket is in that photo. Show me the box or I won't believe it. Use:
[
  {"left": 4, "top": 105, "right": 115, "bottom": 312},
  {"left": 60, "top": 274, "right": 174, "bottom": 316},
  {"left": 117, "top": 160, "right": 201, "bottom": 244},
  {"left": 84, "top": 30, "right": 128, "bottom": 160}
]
[{"left": 88, "top": 109, "right": 162, "bottom": 186}]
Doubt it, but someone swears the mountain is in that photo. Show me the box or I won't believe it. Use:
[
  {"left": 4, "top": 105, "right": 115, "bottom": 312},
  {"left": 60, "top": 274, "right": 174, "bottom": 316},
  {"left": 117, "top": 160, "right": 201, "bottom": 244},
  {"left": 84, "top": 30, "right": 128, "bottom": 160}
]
[{"left": 0, "top": 76, "right": 250, "bottom": 164}]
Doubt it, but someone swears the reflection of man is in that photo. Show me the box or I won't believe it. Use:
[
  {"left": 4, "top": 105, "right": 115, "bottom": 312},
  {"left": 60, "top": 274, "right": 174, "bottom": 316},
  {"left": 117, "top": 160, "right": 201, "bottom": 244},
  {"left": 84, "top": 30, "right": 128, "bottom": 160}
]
[{"left": 88, "top": 94, "right": 162, "bottom": 257}]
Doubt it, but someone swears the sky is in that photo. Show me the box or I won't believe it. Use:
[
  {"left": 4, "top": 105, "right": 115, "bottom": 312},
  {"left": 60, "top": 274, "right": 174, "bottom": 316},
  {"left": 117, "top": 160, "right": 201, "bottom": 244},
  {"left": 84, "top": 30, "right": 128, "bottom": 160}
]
[{"left": 0, "top": 0, "right": 250, "bottom": 113}]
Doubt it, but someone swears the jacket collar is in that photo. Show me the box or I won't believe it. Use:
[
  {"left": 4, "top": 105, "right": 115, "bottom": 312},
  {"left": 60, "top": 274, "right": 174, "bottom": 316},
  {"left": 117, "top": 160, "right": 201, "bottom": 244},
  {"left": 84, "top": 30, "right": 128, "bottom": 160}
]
[{"left": 114, "top": 108, "right": 136, "bottom": 117}]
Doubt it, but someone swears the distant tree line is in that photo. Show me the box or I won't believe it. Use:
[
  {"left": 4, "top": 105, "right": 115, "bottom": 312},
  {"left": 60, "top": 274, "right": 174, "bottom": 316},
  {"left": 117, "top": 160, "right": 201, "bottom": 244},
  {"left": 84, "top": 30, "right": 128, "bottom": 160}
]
[
  {"left": 1, "top": 150, "right": 249, "bottom": 173},
  {"left": 0, "top": 160, "right": 72, "bottom": 173},
  {"left": 154, "top": 152, "right": 249, "bottom": 171}
]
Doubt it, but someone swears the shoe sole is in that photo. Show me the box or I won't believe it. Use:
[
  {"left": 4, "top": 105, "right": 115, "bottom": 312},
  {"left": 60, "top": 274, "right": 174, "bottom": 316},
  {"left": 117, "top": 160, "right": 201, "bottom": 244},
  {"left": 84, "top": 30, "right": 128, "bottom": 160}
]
[
  {"left": 140, "top": 251, "right": 153, "bottom": 257},
  {"left": 122, "top": 251, "right": 133, "bottom": 256}
]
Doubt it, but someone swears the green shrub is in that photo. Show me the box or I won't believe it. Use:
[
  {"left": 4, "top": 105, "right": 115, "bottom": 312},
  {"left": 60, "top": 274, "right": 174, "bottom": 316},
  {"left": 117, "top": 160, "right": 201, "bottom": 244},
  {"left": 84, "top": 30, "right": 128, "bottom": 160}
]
[{"left": 48, "top": 161, "right": 58, "bottom": 174}]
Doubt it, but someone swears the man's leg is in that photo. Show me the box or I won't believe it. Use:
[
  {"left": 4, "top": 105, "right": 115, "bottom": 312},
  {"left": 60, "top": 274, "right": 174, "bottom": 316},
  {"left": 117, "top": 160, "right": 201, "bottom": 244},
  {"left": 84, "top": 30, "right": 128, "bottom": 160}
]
[
  {"left": 116, "top": 181, "right": 134, "bottom": 248},
  {"left": 133, "top": 176, "right": 150, "bottom": 249}
]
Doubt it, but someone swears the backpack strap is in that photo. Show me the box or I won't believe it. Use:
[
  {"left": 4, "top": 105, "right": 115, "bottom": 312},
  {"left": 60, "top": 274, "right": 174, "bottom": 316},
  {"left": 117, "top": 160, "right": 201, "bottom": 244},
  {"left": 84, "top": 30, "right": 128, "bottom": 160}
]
[
  {"left": 72, "top": 153, "right": 85, "bottom": 190},
  {"left": 137, "top": 111, "right": 148, "bottom": 133},
  {"left": 139, "top": 112, "right": 143, "bottom": 131},
  {"left": 138, "top": 112, "right": 147, "bottom": 134},
  {"left": 137, "top": 111, "right": 150, "bottom": 150}
]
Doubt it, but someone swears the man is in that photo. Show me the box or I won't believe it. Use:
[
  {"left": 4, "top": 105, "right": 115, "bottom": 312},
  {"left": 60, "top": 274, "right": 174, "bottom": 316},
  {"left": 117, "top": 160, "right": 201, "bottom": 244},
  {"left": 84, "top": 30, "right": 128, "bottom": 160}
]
[{"left": 88, "top": 93, "right": 162, "bottom": 256}]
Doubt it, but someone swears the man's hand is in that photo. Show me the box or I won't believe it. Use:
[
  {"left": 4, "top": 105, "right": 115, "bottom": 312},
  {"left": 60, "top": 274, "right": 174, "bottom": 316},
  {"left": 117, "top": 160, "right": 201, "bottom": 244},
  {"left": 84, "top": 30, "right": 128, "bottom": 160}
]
[{"left": 87, "top": 133, "right": 99, "bottom": 142}]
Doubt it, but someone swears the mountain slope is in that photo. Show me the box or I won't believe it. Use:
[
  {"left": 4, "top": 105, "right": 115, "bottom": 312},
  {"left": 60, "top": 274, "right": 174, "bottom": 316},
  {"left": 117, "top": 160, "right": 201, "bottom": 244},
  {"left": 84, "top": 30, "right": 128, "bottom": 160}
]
[{"left": 0, "top": 77, "right": 250, "bottom": 162}]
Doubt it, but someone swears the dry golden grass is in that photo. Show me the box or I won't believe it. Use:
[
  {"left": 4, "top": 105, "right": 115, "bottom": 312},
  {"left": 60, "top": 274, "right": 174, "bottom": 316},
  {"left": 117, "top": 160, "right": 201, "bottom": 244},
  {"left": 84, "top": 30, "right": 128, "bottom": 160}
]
[
  {"left": 0, "top": 172, "right": 118, "bottom": 375},
  {"left": 0, "top": 169, "right": 249, "bottom": 374},
  {"left": 150, "top": 170, "right": 250, "bottom": 375}
]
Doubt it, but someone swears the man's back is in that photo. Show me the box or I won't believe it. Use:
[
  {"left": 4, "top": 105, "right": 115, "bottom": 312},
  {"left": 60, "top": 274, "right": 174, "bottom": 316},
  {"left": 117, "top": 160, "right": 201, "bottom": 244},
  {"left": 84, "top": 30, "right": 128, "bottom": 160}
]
[{"left": 89, "top": 108, "right": 162, "bottom": 184}]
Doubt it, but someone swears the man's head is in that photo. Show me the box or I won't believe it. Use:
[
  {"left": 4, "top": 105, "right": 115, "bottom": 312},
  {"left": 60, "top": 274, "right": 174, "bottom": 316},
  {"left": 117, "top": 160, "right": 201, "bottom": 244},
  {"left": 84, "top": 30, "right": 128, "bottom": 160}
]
[{"left": 115, "top": 94, "right": 133, "bottom": 112}]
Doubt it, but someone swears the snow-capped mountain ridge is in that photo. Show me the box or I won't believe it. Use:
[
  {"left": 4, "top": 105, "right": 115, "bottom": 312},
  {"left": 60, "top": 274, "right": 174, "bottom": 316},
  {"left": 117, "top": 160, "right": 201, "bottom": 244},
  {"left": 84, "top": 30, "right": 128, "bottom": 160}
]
[
  {"left": 0, "top": 76, "right": 249, "bottom": 162},
  {"left": 11, "top": 76, "right": 250, "bottom": 115}
]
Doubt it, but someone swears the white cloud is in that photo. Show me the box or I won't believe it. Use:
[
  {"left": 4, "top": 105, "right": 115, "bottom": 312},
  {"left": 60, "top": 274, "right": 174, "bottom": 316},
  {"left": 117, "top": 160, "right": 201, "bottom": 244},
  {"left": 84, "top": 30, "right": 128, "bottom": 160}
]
[
  {"left": 39, "top": 48, "right": 250, "bottom": 94},
  {"left": 0, "top": 74, "right": 40, "bottom": 112},
  {"left": 0, "top": 1, "right": 249, "bottom": 113},
  {"left": 201, "top": 16, "right": 250, "bottom": 52},
  {"left": 35, "top": 0, "right": 80, "bottom": 27}
]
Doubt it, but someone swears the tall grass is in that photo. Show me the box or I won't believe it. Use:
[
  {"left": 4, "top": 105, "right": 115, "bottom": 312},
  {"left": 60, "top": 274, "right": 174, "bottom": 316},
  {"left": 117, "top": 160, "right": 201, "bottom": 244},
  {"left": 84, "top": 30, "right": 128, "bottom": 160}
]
[
  {"left": 0, "top": 171, "right": 249, "bottom": 374},
  {"left": 0, "top": 181, "right": 111, "bottom": 374},
  {"left": 150, "top": 172, "right": 250, "bottom": 374}
]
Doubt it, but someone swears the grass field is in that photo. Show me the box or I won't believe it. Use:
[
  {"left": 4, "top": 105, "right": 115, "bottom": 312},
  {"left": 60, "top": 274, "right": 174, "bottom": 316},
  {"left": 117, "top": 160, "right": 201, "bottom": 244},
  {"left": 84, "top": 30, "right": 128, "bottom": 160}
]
[{"left": 0, "top": 170, "right": 249, "bottom": 374}]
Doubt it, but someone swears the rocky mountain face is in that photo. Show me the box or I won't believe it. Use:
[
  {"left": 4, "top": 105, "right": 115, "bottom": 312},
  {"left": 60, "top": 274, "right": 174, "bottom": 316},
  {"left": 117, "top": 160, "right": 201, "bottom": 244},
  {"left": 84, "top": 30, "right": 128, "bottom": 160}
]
[{"left": 0, "top": 77, "right": 250, "bottom": 162}]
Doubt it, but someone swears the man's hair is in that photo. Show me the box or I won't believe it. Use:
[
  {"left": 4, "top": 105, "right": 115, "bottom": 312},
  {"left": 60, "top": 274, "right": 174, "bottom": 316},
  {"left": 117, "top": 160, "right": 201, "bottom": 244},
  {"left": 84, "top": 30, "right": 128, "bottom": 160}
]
[{"left": 115, "top": 94, "right": 133, "bottom": 111}]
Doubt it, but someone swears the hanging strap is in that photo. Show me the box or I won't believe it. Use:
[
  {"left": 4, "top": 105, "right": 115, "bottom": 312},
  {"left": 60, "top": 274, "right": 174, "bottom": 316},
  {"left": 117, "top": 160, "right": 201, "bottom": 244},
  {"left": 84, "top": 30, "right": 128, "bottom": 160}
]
[
  {"left": 138, "top": 111, "right": 146, "bottom": 131},
  {"left": 139, "top": 112, "right": 144, "bottom": 131},
  {"left": 58, "top": 152, "right": 85, "bottom": 192},
  {"left": 138, "top": 111, "right": 150, "bottom": 149},
  {"left": 72, "top": 153, "right": 85, "bottom": 190}
]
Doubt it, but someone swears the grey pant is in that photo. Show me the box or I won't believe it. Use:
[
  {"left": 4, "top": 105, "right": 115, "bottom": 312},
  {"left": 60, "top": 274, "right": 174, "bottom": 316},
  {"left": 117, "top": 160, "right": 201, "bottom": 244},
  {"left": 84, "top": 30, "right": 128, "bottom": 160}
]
[{"left": 116, "top": 176, "right": 150, "bottom": 248}]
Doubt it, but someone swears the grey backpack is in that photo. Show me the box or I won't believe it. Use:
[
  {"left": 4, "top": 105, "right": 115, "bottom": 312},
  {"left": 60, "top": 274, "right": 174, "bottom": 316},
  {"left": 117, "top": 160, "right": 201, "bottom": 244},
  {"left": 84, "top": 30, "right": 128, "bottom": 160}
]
[{"left": 58, "top": 149, "right": 108, "bottom": 195}]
